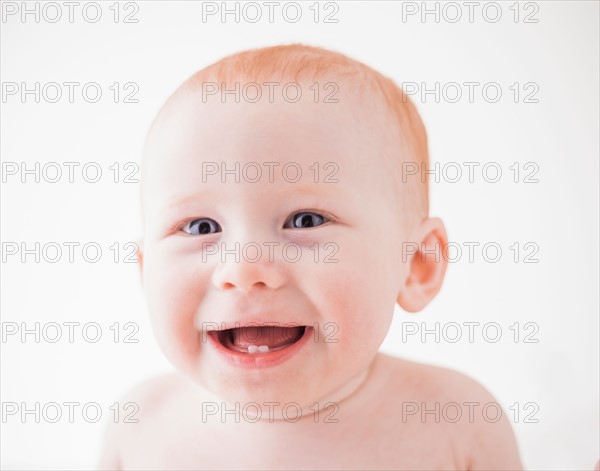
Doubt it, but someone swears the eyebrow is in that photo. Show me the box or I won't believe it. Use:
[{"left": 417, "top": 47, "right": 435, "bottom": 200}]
[{"left": 159, "top": 183, "right": 344, "bottom": 216}]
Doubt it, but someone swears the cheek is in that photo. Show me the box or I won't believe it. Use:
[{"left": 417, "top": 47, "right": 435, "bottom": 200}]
[
  {"left": 143, "top": 249, "right": 209, "bottom": 368},
  {"left": 302, "top": 247, "right": 397, "bottom": 351}
]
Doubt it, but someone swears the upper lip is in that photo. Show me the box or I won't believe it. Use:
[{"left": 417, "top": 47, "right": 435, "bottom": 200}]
[
  {"left": 194, "top": 297, "right": 313, "bottom": 332},
  {"left": 195, "top": 318, "right": 310, "bottom": 332}
]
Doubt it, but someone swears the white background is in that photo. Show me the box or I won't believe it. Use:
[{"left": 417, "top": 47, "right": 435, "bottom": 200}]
[{"left": 1, "top": 1, "right": 598, "bottom": 469}]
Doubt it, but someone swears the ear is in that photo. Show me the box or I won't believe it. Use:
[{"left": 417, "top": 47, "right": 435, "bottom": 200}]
[
  {"left": 397, "top": 217, "right": 448, "bottom": 313},
  {"left": 136, "top": 239, "right": 144, "bottom": 283}
]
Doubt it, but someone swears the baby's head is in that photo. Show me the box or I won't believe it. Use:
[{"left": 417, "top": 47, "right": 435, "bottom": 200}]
[{"left": 137, "top": 44, "right": 447, "bottom": 407}]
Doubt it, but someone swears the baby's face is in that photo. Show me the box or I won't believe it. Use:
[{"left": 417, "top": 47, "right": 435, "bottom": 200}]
[{"left": 140, "top": 81, "right": 412, "bottom": 406}]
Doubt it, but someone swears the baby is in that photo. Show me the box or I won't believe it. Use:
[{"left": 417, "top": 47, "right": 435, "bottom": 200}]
[{"left": 98, "top": 44, "right": 522, "bottom": 470}]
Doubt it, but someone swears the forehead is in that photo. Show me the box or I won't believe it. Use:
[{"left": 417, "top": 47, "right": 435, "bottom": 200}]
[{"left": 142, "top": 81, "right": 402, "bottom": 212}]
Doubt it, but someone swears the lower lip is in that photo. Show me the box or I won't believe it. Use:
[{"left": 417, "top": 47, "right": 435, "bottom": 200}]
[{"left": 206, "top": 326, "right": 314, "bottom": 369}]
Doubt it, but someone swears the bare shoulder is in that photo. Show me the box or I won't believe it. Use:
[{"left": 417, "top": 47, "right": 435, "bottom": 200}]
[
  {"left": 379, "top": 352, "right": 501, "bottom": 399},
  {"left": 380, "top": 353, "right": 523, "bottom": 470},
  {"left": 97, "top": 373, "right": 189, "bottom": 470}
]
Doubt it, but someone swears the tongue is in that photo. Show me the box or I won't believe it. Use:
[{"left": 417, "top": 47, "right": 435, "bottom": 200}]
[{"left": 232, "top": 326, "right": 303, "bottom": 348}]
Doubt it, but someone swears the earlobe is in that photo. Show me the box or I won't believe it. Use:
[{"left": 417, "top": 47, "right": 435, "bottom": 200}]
[
  {"left": 397, "top": 217, "right": 448, "bottom": 313},
  {"left": 136, "top": 240, "right": 144, "bottom": 283}
]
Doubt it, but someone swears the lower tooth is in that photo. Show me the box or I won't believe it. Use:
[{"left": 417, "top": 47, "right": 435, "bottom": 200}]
[{"left": 246, "top": 345, "right": 270, "bottom": 354}]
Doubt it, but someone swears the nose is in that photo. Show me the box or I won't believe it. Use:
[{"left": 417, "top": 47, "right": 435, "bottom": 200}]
[{"left": 211, "top": 242, "right": 286, "bottom": 293}]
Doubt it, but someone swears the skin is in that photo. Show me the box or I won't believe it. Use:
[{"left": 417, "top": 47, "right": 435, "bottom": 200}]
[{"left": 98, "top": 79, "right": 523, "bottom": 469}]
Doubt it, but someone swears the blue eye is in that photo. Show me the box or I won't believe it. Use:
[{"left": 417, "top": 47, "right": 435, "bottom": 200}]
[
  {"left": 286, "top": 212, "right": 327, "bottom": 229},
  {"left": 182, "top": 218, "right": 221, "bottom": 235}
]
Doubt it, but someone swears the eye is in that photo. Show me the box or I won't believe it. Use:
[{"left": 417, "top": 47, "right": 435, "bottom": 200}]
[
  {"left": 285, "top": 211, "right": 328, "bottom": 229},
  {"left": 182, "top": 218, "right": 222, "bottom": 235}
]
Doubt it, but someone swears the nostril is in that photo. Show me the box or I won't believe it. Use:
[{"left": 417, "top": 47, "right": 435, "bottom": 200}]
[
  {"left": 212, "top": 261, "right": 284, "bottom": 292},
  {"left": 227, "top": 280, "right": 268, "bottom": 292}
]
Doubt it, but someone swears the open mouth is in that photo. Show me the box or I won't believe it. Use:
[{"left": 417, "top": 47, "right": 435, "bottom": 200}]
[{"left": 212, "top": 325, "right": 308, "bottom": 354}]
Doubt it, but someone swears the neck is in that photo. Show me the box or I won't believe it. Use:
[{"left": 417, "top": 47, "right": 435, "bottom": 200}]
[{"left": 242, "top": 354, "right": 380, "bottom": 424}]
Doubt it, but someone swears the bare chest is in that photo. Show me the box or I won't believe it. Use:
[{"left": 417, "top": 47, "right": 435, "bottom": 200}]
[{"left": 119, "top": 405, "right": 465, "bottom": 470}]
